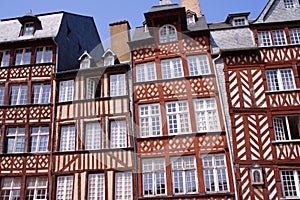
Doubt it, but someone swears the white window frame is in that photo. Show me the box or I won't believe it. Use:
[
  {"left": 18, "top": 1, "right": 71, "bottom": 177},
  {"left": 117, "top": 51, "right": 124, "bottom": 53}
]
[
  {"left": 23, "top": 22, "right": 34, "bottom": 36},
  {"left": 284, "top": 0, "right": 296, "bottom": 8},
  {"left": 0, "top": 86, "right": 5, "bottom": 106},
  {"left": 201, "top": 154, "right": 229, "bottom": 193},
  {"left": 142, "top": 158, "right": 166, "bottom": 196},
  {"left": 80, "top": 57, "right": 91, "bottom": 69},
  {"left": 110, "top": 74, "right": 126, "bottom": 97},
  {"left": 60, "top": 125, "right": 76, "bottom": 152},
  {"left": 110, "top": 120, "right": 127, "bottom": 148},
  {"left": 272, "top": 30, "right": 287, "bottom": 46},
  {"left": 26, "top": 177, "right": 48, "bottom": 200},
  {"left": 273, "top": 116, "right": 300, "bottom": 141},
  {"left": 33, "top": 83, "right": 51, "bottom": 104},
  {"left": 171, "top": 156, "right": 198, "bottom": 194},
  {"left": 233, "top": 17, "right": 247, "bottom": 26},
  {"left": 159, "top": 24, "right": 177, "bottom": 44},
  {"left": 187, "top": 54, "right": 211, "bottom": 76},
  {"left": 280, "top": 170, "right": 300, "bottom": 198},
  {"left": 30, "top": 126, "right": 49, "bottom": 152},
  {"left": 266, "top": 68, "right": 295, "bottom": 91},
  {"left": 114, "top": 172, "right": 132, "bottom": 200},
  {"left": 104, "top": 55, "right": 114, "bottom": 66},
  {"left": 10, "top": 85, "right": 28, "bottom": 105},
  {"left": 35, "top": 46, "right": 53, "bottom": 64},
  {"left": 0, "top": 50, "right": 10, "bottom": 67},
  {"left": 6, "top": 127, "right": 25, "bottom": 153},
  {"left": 59, "top": 80, "right": 74, "bottom": 102},
  {"left": 56, "top": 176, "right": 73, "bottom": 200},
  {"left": 289, "top": 28, "right": 300, "bottom": 44},
  {"left": 258, "top": 31, "right": 272, "bottom": 47},
  {"left": 85, "top": 122, "right": 101, "bottom": 150},
  {"left": 15, "top": 48, "right": 31, "bottom": 65},
  {"left": 166, "top": 101, "right": 191, "bottom": 135},
  {"left": 161, "top": 58, "right": 184, "bottom": 79},
  {"left": 87, "top": 173, "right": 105, "bottom": 200},
  {"left": 136, "top": 62, "right": 157, "bottom": 82},
  {"left": 138, "top": 104, "right": 161, "bottom": 137},
  {"left": 194, "top": 98, "right": 221, "bottom": 132},
  {"left": 0, "top": 177, "right": 21, "bottom": 200}
]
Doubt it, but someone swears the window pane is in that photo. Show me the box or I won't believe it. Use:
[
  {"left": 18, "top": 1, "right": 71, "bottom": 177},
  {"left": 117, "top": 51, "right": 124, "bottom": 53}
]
[
  {"left": 88, "top": 174, "right": 105, "bottom": 200},
  {"left": 289, "top": 29, "right": 300, "bottom": 44},
  {"left": 161, "top": 58, "right": 183, "bottom": 79},
  {"left": 110, "top": 121, "right": 127, "bottom": 148},
  {"left": 6, "top": 127, "right": 25, "bottom": 153},
  {"left": 159, "top": 25, "right": 177, "bottom": 43},
  {"left": 60, "top": 126, "right": 76, "bottom": 151},
  {"left": 115, "top": 172, "right": 132, "bottom": 200},
  {"left": 30, "top": 126, "right": 49, "bottom": 152},
  {"left": 136, "top": 62, "right": 156, "bottom": 82},
  {"left": 284, "top": 0, "right": 295, "bottom": 8},
  {"left": 85, "top": 122, "right": 101, "bottom": 150},
  {"left": 187, "top": 55, "right": 210, "bottom": 76},
  {"left": 1, "top": 178, "right": 21, "bottom": 200},
  {"left": 258, "top": 31, "right": 272, "bottom": 46},
  {"left": 110, "top": 74, "right": 126, "bottom": 97},
  {"left": 0, "top": 86, "right": 5, "bottom": 106},
  {"left": 166, "top": 101, "right": 190, "bottom": 134},
  {"left": 281, "top": 170, "right": 298, "bottom": 197},
  {"left": 1, "top": 51, "right": 10, "bottom": 67},
  {"left": 59, "top": 80, "right": 74, "bottom": 102},
  {"left": 272, "top": 30, "right": 286, "bottom": 46},
  {"left": 139, "top": 104, "right": 161, "bottom": 137},
  {"left": 56, "top": 176, "right": 73, "bottom": 200}
]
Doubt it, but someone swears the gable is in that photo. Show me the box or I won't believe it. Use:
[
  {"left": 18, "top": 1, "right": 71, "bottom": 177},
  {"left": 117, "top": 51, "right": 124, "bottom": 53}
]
[{"left": 254, "top": 0, "right": 300, "bottom": 23}]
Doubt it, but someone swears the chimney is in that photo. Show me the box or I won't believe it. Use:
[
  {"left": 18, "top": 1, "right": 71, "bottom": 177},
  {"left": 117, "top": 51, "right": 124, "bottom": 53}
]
[
  {"left": 180, "top": 0, "right": 202, "bottom": 16},
  {"left": 160, "top": 0, "right": 172, "bottom": 5},
  {"left": 109, "top": 20, "right": 131, "bottom": 63}
]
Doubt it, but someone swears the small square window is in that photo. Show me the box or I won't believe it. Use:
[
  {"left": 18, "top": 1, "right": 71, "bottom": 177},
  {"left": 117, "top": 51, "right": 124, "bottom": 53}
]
[
  {"left": 284, "top": 0, "right": 295, "bottom": 8},
  {"left": 233, "top": 18, "right": 246, "bottom": 26}
]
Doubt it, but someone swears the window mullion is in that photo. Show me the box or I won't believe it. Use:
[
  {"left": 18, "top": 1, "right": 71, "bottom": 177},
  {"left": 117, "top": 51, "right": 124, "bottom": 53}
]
[{"left": 285, "top": 116, "right": 292, "bottom": 140}]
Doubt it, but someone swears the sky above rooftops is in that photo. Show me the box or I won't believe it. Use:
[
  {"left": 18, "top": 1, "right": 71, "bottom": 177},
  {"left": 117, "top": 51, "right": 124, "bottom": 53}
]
[{"left": 0, "top": 0, "right": 268, "bottom": 48}]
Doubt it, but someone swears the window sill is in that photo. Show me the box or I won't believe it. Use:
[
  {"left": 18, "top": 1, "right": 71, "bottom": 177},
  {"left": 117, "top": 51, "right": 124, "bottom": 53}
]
[
  {"left": 272, "top": 140, "right": 300, "bottom": 144},
  {"left": 265, "top": 89, "right": 300, "bottom": 94}
]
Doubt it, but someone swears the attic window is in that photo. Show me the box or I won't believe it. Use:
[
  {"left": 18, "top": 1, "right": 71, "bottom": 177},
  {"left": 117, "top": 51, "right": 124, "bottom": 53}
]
[
  {"left": 233, "top": 18, "right": 246, "bottom": 26},
  {"left": 284, "top": 0, "right": 295, "bottom": 8},
  {"left": 22, "top": 22, "right": 34, "bottom": 36},
  {"left": 104, "top": 52, "right": 114, "bottom": 66},
  {"left": 80, "top": 57, "right": 90, "bottom": 69},
  {"left": 187, "top": 16, "right": 195, "bottom": 24},
  {"left": 159, "top": 25, "right": 177, "bottom": 44}
]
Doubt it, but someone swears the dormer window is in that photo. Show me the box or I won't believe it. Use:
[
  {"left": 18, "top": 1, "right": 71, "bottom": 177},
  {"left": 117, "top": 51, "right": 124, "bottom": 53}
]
[
  {"left": 233, "top": 18, "right": 246, "bottom": 26},
  {"left": 23, "top": 22, "right": 34, "bottom": 36},
  {"left": 18, "top": 11, "right": 41, "bottom": 37},
  {"left": 104, "top": 52, "right": 114, "bottom": 66},
  {"left": 187, "top": 16, "right": 195, "bottom": 24},
  {"left": 284, "top": 0, "right": 295, "bottom": 8},
  {"left": 79, "top": 50, "right": 92, "bottom": 69},
  {"left": 159, "top": 25, "right": 177, "bottom": 44}
]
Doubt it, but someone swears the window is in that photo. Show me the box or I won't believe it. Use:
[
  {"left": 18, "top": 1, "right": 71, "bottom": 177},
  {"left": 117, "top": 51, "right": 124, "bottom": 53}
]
[
  {"left": 273, "top": 116, "right": 300, "bottom": 141},
  {"left": 202, "top": 154, "right": 229, "bottom": 192},
  {"left": 161, "top": 58, "right": 183, "bottom": 79},
  {"left": 10, "top": 85, "right": 28, "bottom": 105},
  {"left": 0, "top": 50, "right": 10, "bottom": 67},
  {"left": 0, "top": 86, "right": 4, "bottom": 106},
  {"left": 25, "top": 177, "right": 48, "bottom": 200},
  {"left": 284, "top": 0, "right": 295, "bottom": 8},
  {"left": 86, "top": 78, "right": 97, "bottom": 99},
  {"left": 171, "top": 156, "right": 197, "bottom": 194},
  {"left": 60, "top": 125, "right": 76, "bottom": 151},
  {"left": 30, "top": 126, "right": 49, "bottom": 152},
  {"left": 187, "top": 55, "right": 210, "bottom": 76},
  {"left": 272, "top": 30, "right": 287, "bottom": 46},
  {"left": 15, "top": 48, "right": 31, "bottom": 65},
  {"left": 233, "top": 18, "right": 246, "bottom": 26},
  {"left": 6, "top": 127, "right": 25, "bottom": 153},
  {"left": 56, "top": 176, "right": 73, "bottom": 200},
  {"left": 280, "top": 170, "right": 300, "bottom": 198},
  {"left": 159, "top": 25, "right": 177, "bottom": 43},
  {"left": 187, "top": 16, "right": 195, "bottom": 24},
  {"left": 0, "top": 178, "right": 21, "bottom": 200},
  {"left": 80, "top": 57, "right": 90, "bottom": 69},
  {"left": 142, "top": 158, "right": 166, "bottom": 196},
  {"left": 139, "top": 104, "right": 161, "bottom": 137},
  {"left": 22, "top": 22, "right": 34, "bottom": 36},
  {"left": 110, "top": 74, "right": 126, "bottom": 97},
  {"left": 88, "top": 174, "right": 105, "bottom": 200},
  {"left": 166, "top": 101, "right": 191, "bottom": 135},
  {"left": 110, "top": 121, "right": 127, "bottom": 148},
  {"left": 289, "top": 28, "right": 300, "bottom": 44},
  {"left": 104, "top": 52, "right": 114, "bottom": 66},
  {"left": 32, "top": 83, "right": 51, "bottom": 104},
  {"left": 115, "top": 172, "right": 132, "bottom": 200},
  {"left": 136, "top": 62, "right": 156, "bottom": 82},
  {"left": 35, "top": 47, "right": 53, "bottom": 64},
  {"left": 194, "top": 98, "right": 220, "bottom": 132},
  {"left": 85, "top": 122, "right": 101, "bottom": 150},
  {"left": 258, "top": 31, "right": 272, "bottom": 47},
  {"left": 59, "top": 80, "right": 74, "bottom": 102},
  {"left": 266, "top": 69, "right": 295, "bottom": 91}
]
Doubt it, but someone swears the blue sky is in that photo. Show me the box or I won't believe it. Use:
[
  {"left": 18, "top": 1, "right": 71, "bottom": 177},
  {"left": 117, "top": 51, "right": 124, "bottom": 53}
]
[{"left": 0, "top": 0, "right": 269, "bottom": 44}]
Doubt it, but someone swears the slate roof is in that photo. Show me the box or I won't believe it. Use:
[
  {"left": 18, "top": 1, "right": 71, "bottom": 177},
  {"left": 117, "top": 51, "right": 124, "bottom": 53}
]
[{"left": 148, "top": 4, "right": 180, "bottom": 13}]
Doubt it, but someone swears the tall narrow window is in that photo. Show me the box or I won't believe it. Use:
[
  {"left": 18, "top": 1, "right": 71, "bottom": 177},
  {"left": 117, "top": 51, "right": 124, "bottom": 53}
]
[
  {"left": 6, "top": 127, "right": 25, "bottom": 153},
  {"left": 25, "top": 177, "right": 48, "bottom": 200},
  {"left": 171, "top": 156, "right": 197, "bottom": 194},
  {"left": 56, "top": 176, "right": 73, "bottom": 200},
  {"left": 187, "top": 55, "right": 210, "bottom": 76},
  {"left": 10, "top": 85, "right": 28, "bottom": 105},
  {"left": 136, "top": 62, "right": 156, "bottom": 82},
  {"left": 60, "top": 125, "right": 76, "bottom": 151},
  {"left": 110, "top": 74, "right": 126, "bottom": 97},
  {"left": 159, "top": 25, "right": 177, "bottom": 43},
  {"left": 0, "top": 178, "right": 21, "bottom": 200},
  {"left": 86, "top": 78, "right": 96, "bottom": 99},
  {"left": 266, "top": 69, "right": 295, "bottom": 91},
  {"left": 0, "top": 86, "right": 5, "bottom": 106},
  {"left": 142, "top": 158, "right": 166, "bottom": 196},
  {"left": 35, "top": 47, "right": 53, "bottom": 64},
  {"left": 284, "top": 0, "right": 295, "bottom": 8},
  {"left": 166, "top": 101, "right": 191, "bottom": 135},
  {"left": 88, "top": 174, "right": 105, "bottom": 200},
  {"left": 139, "top": 104, "right": 161, "bottom": 137},
  {"left": 194, "top": 98, "right": 220, "bottom": 132},
  {"left": 32, "top": 83, "right": 51, "bottom": 104},
  {"left": 30, "top": 126, "right": 49, "bottom": 152},
  {"left": 0, "top": 50, "right": 10, "bottom": 67},
  {"left": 161, "top": 58, "right": 183, "bottom": 79},
  {"left": 273, "top": 116, "right": 300, "bottom": 141},
  {"left": 289, "top": 28, "right": 300, "bottom": 44},
  {"left": 85, "top": 122, "right": 101, "bottom": 150},
  {"left": 202, "top": 154, "right": 229, "bottom": 192},
  {"left": 110, "top": 121, "right": 127, "bottom": 148},
  {"left": 280, "top": 170, "right": 300, "bottom": 198},
  {"left": 272, "top": 30, "right": 287, "bottom": 46},
  {"left": 115, "top": 172, "right": 132, "bottom": 200},
  {"left": 15, "top": 48, "right": 31, "bottom": 65},
  {"left": 59, "top": 80, "right": 74, "bottom": 102},
  {"left": 258, "top": 31, "right": 272, "bottom": 46}
]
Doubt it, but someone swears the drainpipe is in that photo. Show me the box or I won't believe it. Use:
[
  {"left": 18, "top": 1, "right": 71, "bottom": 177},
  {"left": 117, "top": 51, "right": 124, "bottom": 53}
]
[{"left": 212, "top": 51, "right": 238, "bottom": 200}]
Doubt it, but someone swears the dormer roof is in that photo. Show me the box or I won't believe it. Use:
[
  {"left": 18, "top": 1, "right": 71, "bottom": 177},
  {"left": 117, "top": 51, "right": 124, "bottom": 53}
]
[
  {"left": 17, "top": 11, "right": 41, "bottom": 26},
  {"left": 78, "top": 50, "right": 92, "bottom": 61}
]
